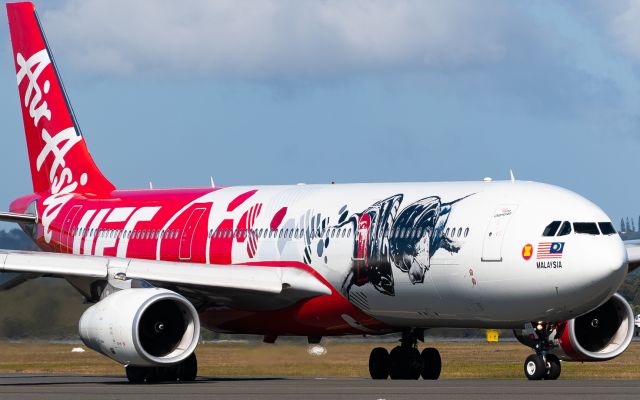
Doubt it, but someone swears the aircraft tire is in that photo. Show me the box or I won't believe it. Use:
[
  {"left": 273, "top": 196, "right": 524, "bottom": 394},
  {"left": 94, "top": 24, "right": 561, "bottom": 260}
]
[
  {"left": 389, "top": 346, "right": 422, "bottom": 380},
  {"left": 420, "top": 348, "right": 441, "bottom": 380},
  {"left": 544, "top": 354, "right": 561, "bottom": 380},
  {"left": 176, "top": 353, "right": 198, "bottom": 382},
  {"left": 524, "top": 354, "right": 546, "bottom": 380},
  {"left": 369, "top": 347, "right": 390, "bottom": 379},
  {"left": 126, "top": 366, "right": 151, "bottom": 384}
]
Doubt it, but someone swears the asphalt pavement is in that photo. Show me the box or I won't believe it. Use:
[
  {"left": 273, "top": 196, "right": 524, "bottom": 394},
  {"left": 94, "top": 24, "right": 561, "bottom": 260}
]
[{"left": 1, "top": 374, "right": 639, "bottom": 400}]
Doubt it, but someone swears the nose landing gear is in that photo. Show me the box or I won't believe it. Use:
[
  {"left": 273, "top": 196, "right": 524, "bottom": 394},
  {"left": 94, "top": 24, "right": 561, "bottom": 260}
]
[
  {"left": 368, "top": 329, "right": 441, "bottom": 380},
  {"left": 523, "top": 323, "right": 561, "bottom": 381}
]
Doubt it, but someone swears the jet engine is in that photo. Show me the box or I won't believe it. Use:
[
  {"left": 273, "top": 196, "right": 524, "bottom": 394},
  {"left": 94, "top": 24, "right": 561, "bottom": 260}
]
[
  {"left": 79, "top": 288, "right": 200, "bottom": 366},
  {"left": 515, "top": 293, "right": 634, "bottom": 362},
  {"left": 555, "top": 293, "right": 634, "bottom": 361}
]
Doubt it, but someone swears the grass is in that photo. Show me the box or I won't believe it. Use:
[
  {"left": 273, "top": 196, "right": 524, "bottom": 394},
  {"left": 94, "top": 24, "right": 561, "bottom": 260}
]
[{"left": 0, "top": 341, "right": 639, "bottom": 379}]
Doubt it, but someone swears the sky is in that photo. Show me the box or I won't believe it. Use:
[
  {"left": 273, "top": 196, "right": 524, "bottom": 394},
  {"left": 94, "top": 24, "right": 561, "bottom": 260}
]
[{"left": 0, "top": 0, "right": 640, "bottom": 230}]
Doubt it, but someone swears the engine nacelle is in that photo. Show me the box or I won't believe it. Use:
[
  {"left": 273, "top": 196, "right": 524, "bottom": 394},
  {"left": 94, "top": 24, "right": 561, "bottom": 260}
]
[
  {"left": 79, "top": 288, "right": 200, "bottom": 366},
  {"left": 514, "top": 293, "right": 634, "bottom": 362},
  {"left": 555, "top": 293, "right": 634, "bottom": 361}
]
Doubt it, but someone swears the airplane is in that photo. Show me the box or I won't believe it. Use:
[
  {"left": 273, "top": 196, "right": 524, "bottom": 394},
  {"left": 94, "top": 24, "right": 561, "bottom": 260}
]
[{"left": 1, "top": 1, "right": 639, "bottom": 383}]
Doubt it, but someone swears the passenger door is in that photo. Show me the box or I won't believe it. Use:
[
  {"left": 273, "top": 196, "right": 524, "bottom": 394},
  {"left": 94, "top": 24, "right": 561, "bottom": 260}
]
[
  {"left": 481, "top": 204, "right": 518, "bottom": 262},
  {"left": 60, "top": 205, "right": 82, "bottom": 253},
  {"left": 179, "top": 208, "right": 206, "bottom": 261}
]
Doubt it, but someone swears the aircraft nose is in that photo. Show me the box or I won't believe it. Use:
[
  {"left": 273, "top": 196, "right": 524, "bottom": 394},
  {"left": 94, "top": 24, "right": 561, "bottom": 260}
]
[
  {"left": 596, "top": 237, "right": 627, "bottom": 279},
  {"left": 570, "top": 236, "right": 627, "bottom": 312}
]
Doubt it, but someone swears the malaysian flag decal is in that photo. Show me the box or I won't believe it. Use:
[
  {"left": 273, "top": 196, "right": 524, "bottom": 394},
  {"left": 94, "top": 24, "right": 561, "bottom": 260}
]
[{"left": 537, "top": 242, "right": 564, "bottom": 259}]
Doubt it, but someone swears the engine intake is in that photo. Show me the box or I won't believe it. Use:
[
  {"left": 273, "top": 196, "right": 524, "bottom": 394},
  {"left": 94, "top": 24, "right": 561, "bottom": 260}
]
[
  {"left": 556, "top": 293, "right": 634, "bottom": 361},
  {"left": 79, "top": 288, "right": 200, "bottom": 366}
]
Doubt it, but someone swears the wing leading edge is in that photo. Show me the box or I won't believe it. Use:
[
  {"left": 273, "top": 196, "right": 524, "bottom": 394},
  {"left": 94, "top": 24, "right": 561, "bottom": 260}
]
[{"left": 0, "top": 250, "right": 331, "bottom": 308}]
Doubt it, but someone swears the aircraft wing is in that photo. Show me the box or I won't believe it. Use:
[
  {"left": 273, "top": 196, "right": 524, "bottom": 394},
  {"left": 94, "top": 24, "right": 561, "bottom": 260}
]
[
  {"left": 0, "top": 212, "right": 37, "bottom": 224},
  {"left": 625, "top": 240, "right": 640, "bottom": 273},
  {"left": 0, "top": 250, "right": 331, "bottom": 309}
]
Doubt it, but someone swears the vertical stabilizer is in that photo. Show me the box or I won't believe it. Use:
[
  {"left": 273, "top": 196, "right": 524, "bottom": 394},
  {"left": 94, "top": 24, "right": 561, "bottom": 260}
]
[{"left": 6, "top": 2, "right": 115, "bottom": 195}]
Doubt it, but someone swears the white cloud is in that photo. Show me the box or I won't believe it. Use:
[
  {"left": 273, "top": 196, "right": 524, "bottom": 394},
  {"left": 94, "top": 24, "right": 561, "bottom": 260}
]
[
  {"left": 608, "top": 0, "right": 640, "bottom": 63},
  {"left": 41, "top": 0, "right": 527, "bottom": 78}
]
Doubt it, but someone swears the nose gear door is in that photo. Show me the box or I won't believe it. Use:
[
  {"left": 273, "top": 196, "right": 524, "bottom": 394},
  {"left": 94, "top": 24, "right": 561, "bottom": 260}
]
[{"left": 482, "top": 204, "right": 518, "bottom": 262}]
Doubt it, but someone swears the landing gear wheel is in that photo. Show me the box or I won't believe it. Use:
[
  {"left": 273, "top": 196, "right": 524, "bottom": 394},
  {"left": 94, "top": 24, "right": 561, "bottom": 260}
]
[
  {"left": 176, "top": 353, "right": 198, "bottom": 382},
  {"left": 524, "top": 354, "right": 546, "bottom": 380},
  {"left": 126, "top": 366, "right": 151, "bottom": 384},
  {"left": 389, "top": 346, "right": 423, "bottom": 380},
  {"left": 544, "top": 354, "right": 561, "bottom": 380},
  {"left": 369, "top": 347, "right": 390, "bottom": 379},
  {"left": 420, "top": 348, "right": 441, "bottom": 380}
]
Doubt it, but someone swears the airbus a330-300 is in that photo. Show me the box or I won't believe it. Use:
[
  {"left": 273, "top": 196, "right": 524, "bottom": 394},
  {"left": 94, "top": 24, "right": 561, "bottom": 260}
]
[{"left": 1, "top": 2, "right": 639, "bottom": 383}]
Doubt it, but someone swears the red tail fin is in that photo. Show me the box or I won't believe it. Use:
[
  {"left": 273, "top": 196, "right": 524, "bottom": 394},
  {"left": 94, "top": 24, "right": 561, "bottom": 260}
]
[{"left": 6, "top": 2, "right": 115, "bottom": 195}]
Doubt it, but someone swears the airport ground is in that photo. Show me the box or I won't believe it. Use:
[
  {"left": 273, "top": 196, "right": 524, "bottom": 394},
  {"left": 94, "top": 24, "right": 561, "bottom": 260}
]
[
  {"left": 1, "top": 340, "right": 639, "bottom": 379},
  {"left": 1, "top": 341, "right": 639, "bottom": 400}
]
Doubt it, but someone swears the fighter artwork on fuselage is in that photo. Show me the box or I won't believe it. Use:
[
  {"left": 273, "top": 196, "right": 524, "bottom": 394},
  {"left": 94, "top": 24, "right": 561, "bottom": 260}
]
[{"left": 297, "top": 193, "right": 472, "bottom": 297}]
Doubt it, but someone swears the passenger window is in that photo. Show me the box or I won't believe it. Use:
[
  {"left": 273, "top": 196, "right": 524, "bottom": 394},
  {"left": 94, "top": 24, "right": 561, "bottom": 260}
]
[
  {"left": 543, "top": 221, "right": 562, "bottom": 237},
  {"left": 341, "top": 229, "right": 346, "bottom": 238},
  {"left": 457, "top": 228, "right": 462, "bottom": 237},
  {"left": 464, "top": 228, "right": 469, "bottom": 237},
  {"left": 598, "top": 222, "right": 616, "bottom": 235},
  {"left": 450, "top": 228, "right": 455, "bottom": 237},
  {"left": 557, "top": 221, "right": 572, "bottom": 236},
  {"left": 573, "top": 222, "right": 599, "bottom": 235},
  {"left": 445, "top": 228, "right": 449, "bottom": 236},
  {"left": 347, "top": 229, "right": 352, "bottom": 237}
]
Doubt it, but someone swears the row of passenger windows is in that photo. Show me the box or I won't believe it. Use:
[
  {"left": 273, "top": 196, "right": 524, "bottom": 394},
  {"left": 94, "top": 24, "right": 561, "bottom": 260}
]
[
  {"left": 207, "top": 226, "right": 470, "bottom": 240},
  {"left": 71, "top": 227, "right": 181, "bottom": 240},
  {"left": 209, "top": 227, "right": 352, "bottom": 239},
  {"left": 70, "top": 225, "right": 472, "bottom": 241},
  {"left": 542, "top": 221, "right": 616, "bottom": 237},
  {"left": 445, "top": 227, "right": 470, "bottom": 238}
]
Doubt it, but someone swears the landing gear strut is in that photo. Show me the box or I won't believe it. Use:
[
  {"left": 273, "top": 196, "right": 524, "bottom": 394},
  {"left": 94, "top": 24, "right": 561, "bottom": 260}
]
[
  {"left": 126, "top": 353, "right": 198, "bottom": 383},
  {"left": 368, "top": 330, "right": 441, "bottom": 380},
  {"left": 523, "top": 323, "right": 561, "bottom": 381}
]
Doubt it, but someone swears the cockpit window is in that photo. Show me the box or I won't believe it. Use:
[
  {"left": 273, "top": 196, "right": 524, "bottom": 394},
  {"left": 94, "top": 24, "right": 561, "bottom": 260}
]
[
  {"left": 573, "top": 222, "right": 600, "bottom": 235},
  {"left": 543, "top": 221, "right": 561, "bottom": 236},
  {"left": 598, "top": 222, "right": 616, "bottom": 235},
  {"left": 557, "top": 221, "right": 572, "bottom": 236}
]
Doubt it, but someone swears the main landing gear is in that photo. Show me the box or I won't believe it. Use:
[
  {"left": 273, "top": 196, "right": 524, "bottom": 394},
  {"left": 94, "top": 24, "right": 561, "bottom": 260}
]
[
  {"left": 368, "top": 330, "right": 441, "bottom": 380},
  {"left": 523, "top": 323, "right": 561, "bottom": 381},
  {"left": 125, "top": 353, "right": 198, "bottom": 383}
]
